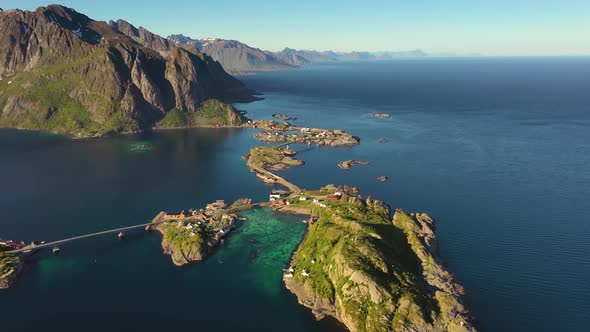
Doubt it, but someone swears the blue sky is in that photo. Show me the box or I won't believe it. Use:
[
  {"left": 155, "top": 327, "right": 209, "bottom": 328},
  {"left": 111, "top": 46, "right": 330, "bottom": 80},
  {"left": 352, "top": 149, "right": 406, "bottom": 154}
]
[{"left": 3, "top": 0, "right": 590, "bottom": 55}]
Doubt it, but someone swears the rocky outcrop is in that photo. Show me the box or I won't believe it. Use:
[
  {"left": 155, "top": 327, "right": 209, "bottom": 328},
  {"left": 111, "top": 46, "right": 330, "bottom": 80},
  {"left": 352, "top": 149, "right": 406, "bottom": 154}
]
[
  {"left": 150, "top": 221, "right": 208, "bottom": 266},
  {"left": 338, "top": 160, "right": 369, "bottom": 170},
  {"left": 0, "top": 5, "right": 255, "bottom": 137},
  {"left": 160, "top": 230, "right": 205, "bottom": 266},
  {"left": 283, "top": 187, "right": 476, "bottom": 332},
  {"left": 377, "top": 176, "right": 390, "bottom": 182}
]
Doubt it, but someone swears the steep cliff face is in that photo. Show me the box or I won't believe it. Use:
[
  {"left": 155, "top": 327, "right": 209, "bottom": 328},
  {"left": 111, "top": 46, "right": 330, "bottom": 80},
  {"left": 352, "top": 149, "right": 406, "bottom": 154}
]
[
  {"left": 284, "top": 186, "right": 476, "bottom": 332},
  {"left": 0, "top": 5, "right": 254, "bottom": 137}
]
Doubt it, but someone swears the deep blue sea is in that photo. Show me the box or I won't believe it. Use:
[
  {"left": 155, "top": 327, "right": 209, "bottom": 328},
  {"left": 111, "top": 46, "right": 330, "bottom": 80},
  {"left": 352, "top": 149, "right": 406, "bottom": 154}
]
[{"left": 1, "top": 58, "right": 590, "bottom": 331}]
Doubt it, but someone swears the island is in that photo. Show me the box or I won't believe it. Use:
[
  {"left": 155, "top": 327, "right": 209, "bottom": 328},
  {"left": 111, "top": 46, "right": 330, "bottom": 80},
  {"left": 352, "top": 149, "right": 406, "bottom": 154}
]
[
  {"left": 272, "top": 114, "right": 298, "bottom": 121},
  {"left": 254, "top": 125, "right": 360, "bottom": 147},
  {"left": 272, "top": 185, "right": 474, "bottom": 332},
  {"left": 377, "top": 176, "right": 390, "bottom": 182},
  {"left": 246, "top": 146, "right": 304, "bottom": 171},
  {"left": 146, "top": 198, "right": 253, "bottom": 266},
  {"left": 338, "top": 160, "right": 370, "bottom": 170},
  {"left": 367, "top": 113, "right": 392, "bottom": 119}
]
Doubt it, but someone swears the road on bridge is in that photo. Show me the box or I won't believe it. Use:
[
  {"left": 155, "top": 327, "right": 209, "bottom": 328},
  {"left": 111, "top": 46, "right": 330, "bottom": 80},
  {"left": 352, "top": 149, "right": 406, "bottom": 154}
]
[{"left": 9, "top": 221, "right": 162, "bottom": 254}]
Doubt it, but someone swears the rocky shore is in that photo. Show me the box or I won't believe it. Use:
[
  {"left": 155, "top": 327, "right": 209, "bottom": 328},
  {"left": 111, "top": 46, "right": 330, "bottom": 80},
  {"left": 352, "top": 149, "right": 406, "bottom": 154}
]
[
  {"left": 0, "top": 251, "right": 24, "bottom": 289},
  {"left": 280, "top": 185, "right": 476, "bottom": 332},
  {"left": 393, "top": 210, "right": 475, "bottom": 332}
]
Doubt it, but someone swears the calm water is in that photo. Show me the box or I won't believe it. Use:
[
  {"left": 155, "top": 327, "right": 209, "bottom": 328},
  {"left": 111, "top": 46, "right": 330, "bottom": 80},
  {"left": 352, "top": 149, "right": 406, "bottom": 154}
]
[{"left": 2, "top": 58, "right": 590, "bottom": 331}]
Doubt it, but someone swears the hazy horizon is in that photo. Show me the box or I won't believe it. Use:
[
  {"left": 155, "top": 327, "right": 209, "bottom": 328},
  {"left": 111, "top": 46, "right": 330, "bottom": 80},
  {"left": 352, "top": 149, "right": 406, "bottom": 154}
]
[{"left": 2, "top": 0, "right": 590, "bottom": 56}]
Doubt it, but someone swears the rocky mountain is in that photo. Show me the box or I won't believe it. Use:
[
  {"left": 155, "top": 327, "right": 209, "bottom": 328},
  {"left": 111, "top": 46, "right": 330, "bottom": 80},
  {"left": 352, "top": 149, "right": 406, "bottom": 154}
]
[
  {"left": 169, "top": 34, "right": 298, "bottom": 74},
  {"left": 0, "top": 5, "right": 254, "bottom": 137}
]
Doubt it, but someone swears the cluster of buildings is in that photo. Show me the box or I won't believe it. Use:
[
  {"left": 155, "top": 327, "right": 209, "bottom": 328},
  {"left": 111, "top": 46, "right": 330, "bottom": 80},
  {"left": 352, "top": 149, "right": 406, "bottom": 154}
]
[
  {"left": 268, "top": 190, "right": 343, "bottom": 209},
  {"left": 0, "top": 240, "right": 25, "bottom": 250},
  {"left": 160, "top": 200, "right": 238, "bottom": 241}
]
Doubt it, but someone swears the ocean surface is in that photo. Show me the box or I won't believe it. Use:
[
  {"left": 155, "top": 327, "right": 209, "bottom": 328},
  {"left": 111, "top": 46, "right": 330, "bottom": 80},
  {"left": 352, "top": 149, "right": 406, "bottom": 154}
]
[{"left": 1, "top": 58, "right": 590, "bottom": 331}]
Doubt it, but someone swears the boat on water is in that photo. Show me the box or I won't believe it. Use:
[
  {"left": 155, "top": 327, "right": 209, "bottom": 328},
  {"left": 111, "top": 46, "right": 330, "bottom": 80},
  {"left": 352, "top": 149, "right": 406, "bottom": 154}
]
[
  {"left": 52, "top": 247, "right": 61, "bottom": 254},
  {"left": 302, "top": 219, "right": 308, "bottom": 224},
  {"left": 118, "top": 232, "right": 126, "bottom": 239}
]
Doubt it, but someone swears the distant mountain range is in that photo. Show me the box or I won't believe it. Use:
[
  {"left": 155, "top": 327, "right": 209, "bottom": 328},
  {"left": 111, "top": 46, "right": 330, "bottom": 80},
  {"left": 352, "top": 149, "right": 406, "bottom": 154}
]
[
  {"left": 168, "top": 34, "right": 427, "bottom": 74},
  {"left": 0, "top": 5, "right": 254, "bottom": 137}
]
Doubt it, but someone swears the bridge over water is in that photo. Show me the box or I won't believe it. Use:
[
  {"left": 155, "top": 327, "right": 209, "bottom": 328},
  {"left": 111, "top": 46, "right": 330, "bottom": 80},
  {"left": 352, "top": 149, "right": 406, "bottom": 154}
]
[{"left": 9, "top": 213, "right": 166, "bottom": 254}]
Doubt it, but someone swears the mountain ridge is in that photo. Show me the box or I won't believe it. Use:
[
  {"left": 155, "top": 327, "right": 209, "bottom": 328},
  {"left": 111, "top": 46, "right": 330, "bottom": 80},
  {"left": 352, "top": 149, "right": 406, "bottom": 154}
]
[
  {"left": 0, "top": 5, "right": 255, "bottom": 137},
  {"left": 168, "top": 34, "right": 428, "bottom": 74},
  {"left": 167, "top": 34, "right": 428, "bottom": 74}
]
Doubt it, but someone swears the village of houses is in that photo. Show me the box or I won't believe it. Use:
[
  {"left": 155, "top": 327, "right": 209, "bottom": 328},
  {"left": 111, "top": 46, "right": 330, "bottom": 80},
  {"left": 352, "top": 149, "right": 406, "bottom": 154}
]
[{"left": 154, "top": 199, "right": 242, "bottom": 247}]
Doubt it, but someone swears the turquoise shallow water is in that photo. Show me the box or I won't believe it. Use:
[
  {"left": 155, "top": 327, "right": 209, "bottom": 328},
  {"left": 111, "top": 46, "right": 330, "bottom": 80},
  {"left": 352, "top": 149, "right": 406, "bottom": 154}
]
[{"left": 2, "top": 58, "right": 590, "bottom": 331}]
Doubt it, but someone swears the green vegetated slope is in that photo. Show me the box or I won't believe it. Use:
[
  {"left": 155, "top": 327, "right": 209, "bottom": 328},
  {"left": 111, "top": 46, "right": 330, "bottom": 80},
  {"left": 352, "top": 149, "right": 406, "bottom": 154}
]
[
  {"left": 157, "top": 99, "right": 247, "bottom": 128},
  {"left": 0, "top": 49, "right": 135, "bottom": 137},
  {"left": 162, "top": 224, "right": 210, "bottom": 255},
  {"left": 285, "top": 187, "right": 474, "bottom": 332}
]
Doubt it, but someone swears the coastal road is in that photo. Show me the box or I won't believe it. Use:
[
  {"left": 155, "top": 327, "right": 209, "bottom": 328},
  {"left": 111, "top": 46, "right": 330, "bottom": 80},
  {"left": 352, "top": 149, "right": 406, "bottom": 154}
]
[{"left": 248, "top": 163, "right": 301, "bottom": 192}]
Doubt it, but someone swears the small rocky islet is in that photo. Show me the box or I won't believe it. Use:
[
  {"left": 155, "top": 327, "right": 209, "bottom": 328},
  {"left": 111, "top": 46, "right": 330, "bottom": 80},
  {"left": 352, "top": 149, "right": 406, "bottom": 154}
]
[
  {"left": 338, "top": 160, "right": 370, "bottom": 170},
  {"left": 367, "top": 113, "right": 392, "bottom": 119},
  {"left": 272, "top": 113, "right": 298, "bottom": 121},
  {"left": 377, "top": 176, "right": 390, "bottom": 182}
]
